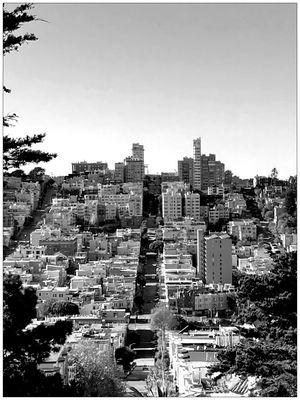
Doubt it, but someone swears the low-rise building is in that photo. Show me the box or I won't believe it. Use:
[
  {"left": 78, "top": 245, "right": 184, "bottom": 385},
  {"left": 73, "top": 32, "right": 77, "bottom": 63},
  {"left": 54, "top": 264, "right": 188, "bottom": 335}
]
[
  {"left": 37, "top": 286, "right": 72, "bottom": 302},
  {"left": 227, "top": 220, "right": 257, "bottom": 241}
]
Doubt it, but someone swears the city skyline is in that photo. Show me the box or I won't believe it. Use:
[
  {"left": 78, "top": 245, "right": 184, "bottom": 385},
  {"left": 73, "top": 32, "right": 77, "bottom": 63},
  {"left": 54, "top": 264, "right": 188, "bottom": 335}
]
[{"left": 4, "top": 3, "right": 296, "bottom": 179}]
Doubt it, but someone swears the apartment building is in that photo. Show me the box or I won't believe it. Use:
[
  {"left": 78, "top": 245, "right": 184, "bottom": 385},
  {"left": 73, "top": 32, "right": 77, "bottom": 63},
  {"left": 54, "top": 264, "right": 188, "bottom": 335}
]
[
  {"left": 124, "top": 157, "right": 144, "bottom": 182},
  {"left": 184, "top": 193, "right": 200, "bottom": 220},
  {"left": 162, "top": 190, "right": 182, "bottom": 221},
  {"left": 114, "top": 163, "right": 125, "bottom": 183},
  {"left": 198, "top": 233, "right": 232, "bottom": 284},
  {"left": 193, "top": 138, "right": 202, "bottom": 190},
  {"left": 208, "top": 204, "right": 230, "bottom": 224},
  {"left": 40, "top": 236, "right": 78, "bottom": 257},
  {"left": 72, "top": 161, "right": 108, "bottom": 174},
  {"left": 200, "top": 154, "right": 225, "bottom": 191},
  {"left": 227, "top": 220, "right": 257, "bottom": 241},
  {"left": 178, "top": 157, "right": 194, "bottom": 185},
  {"left": 132, "top": 143, "right": 144, "bottom": 162}
]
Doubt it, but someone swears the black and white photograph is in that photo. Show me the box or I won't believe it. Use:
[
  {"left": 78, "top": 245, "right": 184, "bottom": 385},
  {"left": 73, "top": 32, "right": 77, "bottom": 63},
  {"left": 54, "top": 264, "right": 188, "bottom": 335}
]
[{"left": 2, "top": 2, "right": 297, "bottom": 397}]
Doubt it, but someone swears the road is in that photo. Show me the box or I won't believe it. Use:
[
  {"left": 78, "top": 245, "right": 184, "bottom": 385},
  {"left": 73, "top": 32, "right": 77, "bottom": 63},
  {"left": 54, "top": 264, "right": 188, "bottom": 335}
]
[
  {"left": 6, "top": 185, "right": 57, "bottom": 256},
  {"left": 125, "top": 252, "right": 159, "bottom": 393}
]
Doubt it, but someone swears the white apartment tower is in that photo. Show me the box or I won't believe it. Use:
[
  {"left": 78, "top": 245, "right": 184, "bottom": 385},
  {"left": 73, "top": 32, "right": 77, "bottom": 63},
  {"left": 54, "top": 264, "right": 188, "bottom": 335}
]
[
  {"left": 193, "top": 138, "right": 202, "bottom": 190},
  {"left": 184, "top": 193, "right": 201, "bottom": 220},
  {"left": 162, "top": 190, "right": 182, "bottom": 221}
]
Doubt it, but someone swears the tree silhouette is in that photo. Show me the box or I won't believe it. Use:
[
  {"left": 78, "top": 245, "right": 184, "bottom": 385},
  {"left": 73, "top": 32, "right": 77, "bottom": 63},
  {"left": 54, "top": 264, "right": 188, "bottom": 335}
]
[
  {"left": 3, "top": 3, "right": 57, "bottom": 171},
  {"left": 3, "top": 274, "right": 73, "bottom": 396}
]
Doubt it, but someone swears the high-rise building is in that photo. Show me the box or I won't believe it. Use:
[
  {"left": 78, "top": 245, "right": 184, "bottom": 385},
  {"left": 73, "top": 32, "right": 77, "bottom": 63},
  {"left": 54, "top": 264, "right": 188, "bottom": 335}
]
[
  {"left": 196, "top": 228, "right": 205, "bottom": 277},
  {"left": 224, "top": 170, "right": 233, "bottom": 185},
  {"left": 178, "top": 157, "right": 194, "bottom": 184},
  {"left": 132, "top": 143, "right": 144, "bottom": 162},
  {"left": 197, "top": 232, "right": 232, "bottom": 284},
  {"left": 162, "top": 190, "right": 182, "bottom": 221},
  {"left": 114, "top": 162, "right": 125, "bottom": 183},
  {"left": 184, "top": 193, "right": 200, "bottom": 220},
  {"left": 201, "top": 154, "right": 225, "bottom": 190},
  {"left": 124, "top": 157, "right": 144, "bottom": 183},
  {"left": 193, "top": 138, "right": 201, "bottom": 190},
  {"left": 72, "top": 161, "right": 108, "bottom": 174}
]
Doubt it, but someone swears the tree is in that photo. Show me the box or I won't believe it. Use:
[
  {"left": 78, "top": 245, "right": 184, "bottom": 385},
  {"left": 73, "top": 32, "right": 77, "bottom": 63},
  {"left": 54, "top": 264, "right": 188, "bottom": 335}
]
[
  {"left": 115, "top": 346, "right": 136, "bottom": 372},
  {"left": 40, "top": 299, "right": 80, "bottom": 317},
  {"left": 134, "top": 293, "right": 144, "bottom": 313},
  {"left": 150, "top": 306, "right": 178, "bottom": 394},
  {"left": 52, "top": 300, "right": 79, "bottom": 316},
  {"left": 136, "top": 272, "right": 147, "bottom": 287},
  {"left": 149, "top": 240, "right": 164, "bottom": 254},
  {"left": 150, "top": 305, "right": 178, "bottom": 332},
  {"left": 8, "top": 168, "right": 27, "bottom": 178},
  {"left": 3, "top": 3, "right": 57, "bottom": 171},
  {"left": 264, "top": 210, "right": 274, "bottom": 221},
  {"left": 285, "top": 189, "right": 296, "bottom": 216},
  {"left": 28, "top": 166, "right": 45, "bottom": 181},
  {"left": 3, "top": 274, "right": 73, "bottom": 396},
  {"left": 38, "top": 297, "right": 57, "bottom": 317},
  {"left": 209, "top": 253, "right": 297, "bottom": 396},
  {"left": 69, "top": 340, "right": 125, "bottom": 396},
  {"left": 3, "top": 3, "right": 39, "bottom": 55},
  {"left": 270, "top": 167, "right": 278, "bottom": 184}
]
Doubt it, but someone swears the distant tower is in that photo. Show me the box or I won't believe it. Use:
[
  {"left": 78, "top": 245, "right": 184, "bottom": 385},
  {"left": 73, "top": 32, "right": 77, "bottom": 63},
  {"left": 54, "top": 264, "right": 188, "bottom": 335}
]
[
  {"left": 178, "top": 157, "right": 194, "bottom": 185},
  {"left": 114, "top": 162, "right": 125, "bottom": 183},
  {"left": 132, "top": 143, "right": 144, "bottom": 163},
  {"left": 132, "top": 143, "right": 145, "bottom": 177},
  {"left": 193, "top": 138, "right": 201, "bottom": 190}
]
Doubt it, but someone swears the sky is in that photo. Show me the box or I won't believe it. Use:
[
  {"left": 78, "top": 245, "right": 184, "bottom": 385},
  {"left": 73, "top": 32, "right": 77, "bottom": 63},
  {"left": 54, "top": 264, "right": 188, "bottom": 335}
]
[{"left": 4, "top": 3, "right": 297, "bottom": 178}]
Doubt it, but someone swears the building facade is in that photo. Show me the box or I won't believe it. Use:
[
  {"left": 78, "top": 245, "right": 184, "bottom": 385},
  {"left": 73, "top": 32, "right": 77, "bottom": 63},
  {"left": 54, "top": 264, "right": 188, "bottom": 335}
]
[
  {"left": 72, "top": 161, "right": 108, "bottom": 174},
  {"left": 132, "top": 143, "right": 144, "bottom": 162},
  {"left": 184, "top": 193, "right": 200, "bottom": 220},
  {"left": 114, "top": 162, "right": 125, "bottom": 183},
  {"left": 198, "top": 233, "right": 232, "bottom": 284},
  {"left": 178, "top": 157, "right": 194, "bottom": 185},
  {"left": 200, "top": 154, "right": 225, "bottom": 191},
  {"left": 124, "top": 157, "right": 144, "bottom": 182},
  {"left": 193, "top": 138, "right": 202, "bottom": 190},
  {"left": 162, "top": 190, "right": 182, "bottom": 221}
]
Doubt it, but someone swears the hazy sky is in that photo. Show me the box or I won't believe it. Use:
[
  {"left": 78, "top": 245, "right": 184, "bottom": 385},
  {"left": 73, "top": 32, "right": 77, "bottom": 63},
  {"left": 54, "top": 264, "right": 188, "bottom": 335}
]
[{"left": 4, "top": 3, "right": 296, "bottom": 178}]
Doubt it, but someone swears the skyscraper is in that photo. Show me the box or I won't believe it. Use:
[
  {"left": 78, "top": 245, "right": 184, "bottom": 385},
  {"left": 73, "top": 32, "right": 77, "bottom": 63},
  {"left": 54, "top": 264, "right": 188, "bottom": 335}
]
[
  {"left": 124, "top": 157, "right": 144, "bottom": 183},
  {"left": 201, "top": 154, "right": 225, "bottom": 190},
  {"left": 193, "top": 138, "right": 201, "bottom": 190},
  {"left": 132, "top": 143, "right": 144, "bottom": 163},
  {"left": 114, "top": 162, "right": 125, "bottom": 183},
  {"left": 178, "top": 157, "right": 194, "bottom": 184}
]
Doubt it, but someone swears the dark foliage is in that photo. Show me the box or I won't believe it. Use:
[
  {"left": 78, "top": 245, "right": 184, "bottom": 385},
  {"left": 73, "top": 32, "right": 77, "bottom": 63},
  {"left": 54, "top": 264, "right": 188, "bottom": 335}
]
[
  {"left": 115, "top": 346, "right": 136, "bottom": 372},
  {"left": 3, "top": 274, "right": 73, "bottom": 396},
  {"left": 285, "top": 189, "right": 297, "bottom": 216},
  {"left": 40, "top": 298, "right": 80, "bottom": 317},
  {"left": 3, "top": 3, "right": 39, "bottom": 54},
  {"left": 209, "top": 253, "right": 297, "bottom": 396},
  {"left": 3, "top": 133, "right": 57, "bottom": 170}
]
